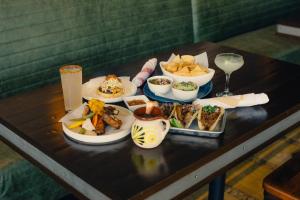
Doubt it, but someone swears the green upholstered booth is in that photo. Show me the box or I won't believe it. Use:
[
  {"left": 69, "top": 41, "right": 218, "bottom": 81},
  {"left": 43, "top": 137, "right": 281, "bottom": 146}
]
[
  {"left": 1, "top": 0, "right": 299, "bottom": 98},
  {"left": 0, "top": 0, "right": 193, "bottom": 98},
  {"left": 192, "top": 0, "right": 300, "bottom": 42},
  {"left": 0, "top": 1, "right": 300, "bottom": 199}
]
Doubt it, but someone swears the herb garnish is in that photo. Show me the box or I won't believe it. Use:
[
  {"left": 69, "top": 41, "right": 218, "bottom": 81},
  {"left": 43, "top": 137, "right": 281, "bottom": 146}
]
[{"left": 202, "top": 105, "right": 217, "bottom": 114}]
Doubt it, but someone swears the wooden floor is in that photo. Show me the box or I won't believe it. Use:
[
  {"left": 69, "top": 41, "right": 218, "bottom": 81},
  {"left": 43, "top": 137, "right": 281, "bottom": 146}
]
[{"left": 185, "top": 126, "right": 300, "bottom": 200}]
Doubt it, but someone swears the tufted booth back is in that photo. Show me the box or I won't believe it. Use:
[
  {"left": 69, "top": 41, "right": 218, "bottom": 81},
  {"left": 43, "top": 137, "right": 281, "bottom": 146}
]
[
  {"left": 192, "top": 0, "right": 300, "bottom": 42},
  {"left": 0, "top": 0, "right": 193, "bottom": 97},
  {"left": 0, "top": 0, "right": 299, "bottom": 98}
]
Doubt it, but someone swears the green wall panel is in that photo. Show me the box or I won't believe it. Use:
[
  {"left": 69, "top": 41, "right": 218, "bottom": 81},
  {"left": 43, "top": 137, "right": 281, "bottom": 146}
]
[
  {"left": 0, "top": 0, "right": 193, "bottom": 97},
  {"left": 0, "top": 0, "right": 300, "bottom": 98},
  {"left": 192, "top": 0, "right": 300, "bottom": 42}
]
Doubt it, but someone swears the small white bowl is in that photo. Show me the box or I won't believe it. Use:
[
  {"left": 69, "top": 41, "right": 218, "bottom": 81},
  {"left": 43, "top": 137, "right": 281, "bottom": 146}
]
[
  {"left": 147, "top": 76, "right": 173, "bottom": 95},
  {"left": 171, "top": 82, "right": 199, "bottom": 101},
  {"left": 160, "top": 62, "right": 215, "bottom": 86},
  {"left": 123, "top": 95, "right": 149, "bottom": 111}
]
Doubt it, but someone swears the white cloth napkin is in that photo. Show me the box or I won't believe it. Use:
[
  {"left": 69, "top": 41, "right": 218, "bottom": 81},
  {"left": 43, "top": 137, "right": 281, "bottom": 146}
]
[
  {"left": 193, "top": 93, "right": 269, "bottom": 109},
  {"left": 132, "top": 58, "right": 157, "bottom": 87}
]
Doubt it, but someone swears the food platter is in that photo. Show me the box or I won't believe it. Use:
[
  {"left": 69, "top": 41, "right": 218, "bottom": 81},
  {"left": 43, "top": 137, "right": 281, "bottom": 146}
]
[
  {"left": 60, "top": 104, "right": 135, "bottom": 145},
  {"left": 143, "top": 81, "right": 213, "bottom": 103},
  {"left": 169, "top": 111, "right": 227, "bottom": 138},
  {"left": 82, "top": 76, "right": 137, "bottom": 103}
]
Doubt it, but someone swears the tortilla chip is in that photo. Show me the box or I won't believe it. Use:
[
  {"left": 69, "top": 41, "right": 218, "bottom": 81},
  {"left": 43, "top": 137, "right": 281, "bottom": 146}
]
[
  {"left": 178, "top": 66, "right": 190, "bottom": 73},
  {"left": 181, "top": 55, "right": 195, "bottom": 65},
  {"left": 172, "top": 55, "right": 181, "bottom": 64},
  {"left": 187, "top": 64, "right": 198, "bottom": 71},
  {"left": 165, "top": 62, "right": 178, "bottom": 72},
  {"left": 190, "top": 65, "right": 208, "bottom": 76}
]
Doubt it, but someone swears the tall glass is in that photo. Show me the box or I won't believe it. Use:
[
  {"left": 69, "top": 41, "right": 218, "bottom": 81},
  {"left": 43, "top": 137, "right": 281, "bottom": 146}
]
[
  {"left": 59, "top": 65, "right": 82, "bottom": 111},
  {"left": 214, "top": 53, "right": 244, "bottom": 96}
]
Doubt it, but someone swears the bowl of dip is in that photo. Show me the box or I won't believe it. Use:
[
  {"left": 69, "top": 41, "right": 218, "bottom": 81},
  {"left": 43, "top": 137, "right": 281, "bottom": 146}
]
[
  {"left": 147, "top": 76, "right": 173, "bottom": 95},
  {"left": 123, "top": 95, "right": 149, "bottom": 111},
  {"left": 171, "top": 81, "right": 199, "bottom": 101}
]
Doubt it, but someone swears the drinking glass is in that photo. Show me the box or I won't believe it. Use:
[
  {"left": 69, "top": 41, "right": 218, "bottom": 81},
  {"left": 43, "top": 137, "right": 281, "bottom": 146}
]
[
  {"left": 214, "top": 53, "right": 244, "bottom": 97},
  {"left": 59, "top": 65, "right": 82, "bottom": 111}
]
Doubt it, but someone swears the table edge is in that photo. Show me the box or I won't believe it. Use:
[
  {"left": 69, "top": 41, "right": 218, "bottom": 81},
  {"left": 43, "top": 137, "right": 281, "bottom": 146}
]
[
  {"left": 1, "top": 110, "right": 299, "bottom": 200},
  {"left": 143, "top": 110, "right": 300, "bottom": 200},
  {"left": 0, "top": 124, "right": 112, "bottom": 200}
]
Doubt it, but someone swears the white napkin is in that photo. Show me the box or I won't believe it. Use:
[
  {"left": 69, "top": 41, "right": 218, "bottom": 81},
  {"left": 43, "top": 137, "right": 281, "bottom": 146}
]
[
  {"left": 193, "top": 93, "right": 269, "bottom": 109},
  {"left": 132, "top": 58, "right": 157, "bottom": 87},
  {"left": 59, "top": 103, "right": 87, "bottom": 123}
]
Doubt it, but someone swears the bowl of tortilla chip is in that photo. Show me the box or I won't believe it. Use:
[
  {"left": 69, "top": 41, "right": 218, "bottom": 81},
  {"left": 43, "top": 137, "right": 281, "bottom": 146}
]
[{"left": 160, "top": 54, "right": 215, "bottom": 86}]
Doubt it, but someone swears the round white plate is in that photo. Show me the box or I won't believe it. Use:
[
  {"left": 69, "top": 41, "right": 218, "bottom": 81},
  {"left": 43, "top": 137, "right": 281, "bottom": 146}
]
[
  {"left": 82, "top": 76, "right": 137, "bottom": 103},
  {"left": 61, "top": 104, "right": 135, "bottom": 145}
]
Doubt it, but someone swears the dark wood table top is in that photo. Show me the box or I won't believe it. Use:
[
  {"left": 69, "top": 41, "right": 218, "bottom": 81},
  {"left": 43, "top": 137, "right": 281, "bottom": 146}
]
[{"left": 0, "top": 42, "right": 299, "bottom": 200}]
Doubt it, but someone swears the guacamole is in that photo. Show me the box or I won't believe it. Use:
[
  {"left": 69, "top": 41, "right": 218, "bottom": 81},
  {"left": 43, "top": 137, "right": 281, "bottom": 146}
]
[{"left": 173, "top": 81, "right": 197, "bottom": 91}]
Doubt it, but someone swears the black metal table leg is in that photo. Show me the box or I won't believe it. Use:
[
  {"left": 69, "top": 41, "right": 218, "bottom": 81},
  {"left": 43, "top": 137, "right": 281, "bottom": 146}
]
[{"left": 208, "top": 174, "right": 226, "bottom": 200}]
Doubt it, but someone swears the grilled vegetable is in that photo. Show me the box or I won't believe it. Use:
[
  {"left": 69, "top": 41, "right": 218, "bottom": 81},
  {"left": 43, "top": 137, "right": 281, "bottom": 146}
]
[
  {"left": 88, "top": 99, "right": 105, "bottom": 115},
  {"left": 68, "top": 120, "right": 85, "bottom": 129},
  {"left": 70, "top": 112, "right": 94, "bottom": 121},
  {"left": 79, "top": 128, "right": 86, "bottom": 134},
  {"left": 92, "top": 114, "right": 99, "bottom": 127},
  {"left": 170, "top": 117, "right": 183, "bottom": 128}
]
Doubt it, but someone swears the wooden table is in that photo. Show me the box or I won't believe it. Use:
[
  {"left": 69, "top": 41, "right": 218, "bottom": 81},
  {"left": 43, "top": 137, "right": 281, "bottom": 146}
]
[{"left": 0, "top": 42, "right": 299, "bottom": 200}]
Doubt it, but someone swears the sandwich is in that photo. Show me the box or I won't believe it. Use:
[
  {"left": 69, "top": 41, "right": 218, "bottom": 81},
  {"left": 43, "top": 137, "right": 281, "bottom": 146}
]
[
  {"left": 170, "top": 104, "right": 198, "bottom": 128},
  {"left": 197, "top": 105, "right": 224, "bottom": 131},
  {"left": 98, "top": 74, "right": 124, "bottom": 98}
]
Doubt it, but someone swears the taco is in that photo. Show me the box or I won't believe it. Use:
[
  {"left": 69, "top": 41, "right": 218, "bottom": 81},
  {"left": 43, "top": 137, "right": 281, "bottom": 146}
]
[
  {"left": 197, "top": 105, "right": 224, "bottom": 131},
  {"left": 159, "top": 103, "right": 176, "bottom": 119},
  {"left": 170, "top": 104, "right": 198, "bottom": 128}
]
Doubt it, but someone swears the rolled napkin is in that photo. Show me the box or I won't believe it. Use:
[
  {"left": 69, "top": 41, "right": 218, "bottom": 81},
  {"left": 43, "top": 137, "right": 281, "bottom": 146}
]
[
  {"left": 132, "top": 58, "right": 157, "bottom": 87},
  {"left": 193, "top": 93, "right": 269, "bottom": 109}
]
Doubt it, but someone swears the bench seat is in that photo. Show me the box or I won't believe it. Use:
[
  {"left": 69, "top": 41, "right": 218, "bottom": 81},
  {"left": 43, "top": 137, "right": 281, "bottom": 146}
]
[{"left": 263, "top": 152, "right": 300, "bottom": 200}]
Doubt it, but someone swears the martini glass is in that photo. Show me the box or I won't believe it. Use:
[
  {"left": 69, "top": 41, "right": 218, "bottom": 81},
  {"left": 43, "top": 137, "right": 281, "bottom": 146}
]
[{"left": 215, "top": 53, "right": 244, "bottom": 97}]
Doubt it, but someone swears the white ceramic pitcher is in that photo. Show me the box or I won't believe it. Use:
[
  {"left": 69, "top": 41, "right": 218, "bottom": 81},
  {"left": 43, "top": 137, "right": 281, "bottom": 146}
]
[{"left": 131, "top": 107, "right": 170, "bottom": 149}]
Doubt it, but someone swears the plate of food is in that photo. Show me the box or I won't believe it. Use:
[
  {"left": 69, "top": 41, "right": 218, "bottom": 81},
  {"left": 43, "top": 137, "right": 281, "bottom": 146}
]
[
  {"left": 143, "top": 81, "right": 213, "bottom": 103},
  {"left": 159, "top": 103, "right": 226, "bottom": 138},
  {"left": 160, "top": 53, "right": 215, "bottom": 86},
  {"left": 82, "top": 74, "right": 137, "bottom": 103},
  {"left": 59, "top": 99, "right": 135, "bottom": 144}
]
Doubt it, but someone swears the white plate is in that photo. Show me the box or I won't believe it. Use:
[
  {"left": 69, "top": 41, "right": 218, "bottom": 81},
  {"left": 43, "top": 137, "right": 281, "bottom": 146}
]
[
  {"left": 60, "top": 104, "right": 135, "bottom": 144},
  {"left": 82, "top": 76, "right": 137, "bottom": 103}
]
